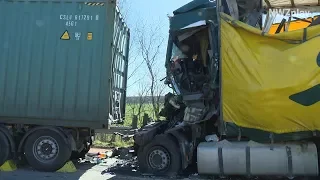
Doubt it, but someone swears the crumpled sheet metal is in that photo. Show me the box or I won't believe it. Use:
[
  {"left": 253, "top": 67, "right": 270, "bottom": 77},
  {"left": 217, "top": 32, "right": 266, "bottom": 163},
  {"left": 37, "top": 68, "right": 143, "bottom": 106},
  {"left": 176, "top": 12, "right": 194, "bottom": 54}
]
[{"left": 220, "top": 13, "right": 320, "bottom": 134}]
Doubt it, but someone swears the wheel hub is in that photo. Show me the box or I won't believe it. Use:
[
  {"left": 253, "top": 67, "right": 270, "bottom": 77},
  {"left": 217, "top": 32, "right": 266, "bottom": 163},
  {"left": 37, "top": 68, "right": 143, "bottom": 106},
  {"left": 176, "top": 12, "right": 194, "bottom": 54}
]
[
  {"left": 41, "top": 143, "right": 54, "bottom": 155},
  {"left": 148, "top": 148, "right": 170, "bottom": 171},
  {"left": 33, "top": 136, "right": 59, "bottom": 162}
]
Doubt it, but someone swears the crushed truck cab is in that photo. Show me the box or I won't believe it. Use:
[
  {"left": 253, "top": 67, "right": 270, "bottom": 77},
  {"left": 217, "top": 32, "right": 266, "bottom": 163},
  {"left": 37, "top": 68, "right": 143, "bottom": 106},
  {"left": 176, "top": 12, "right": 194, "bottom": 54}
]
[{"left": 135, "top": 0, "right": 320, "bottom": 178}]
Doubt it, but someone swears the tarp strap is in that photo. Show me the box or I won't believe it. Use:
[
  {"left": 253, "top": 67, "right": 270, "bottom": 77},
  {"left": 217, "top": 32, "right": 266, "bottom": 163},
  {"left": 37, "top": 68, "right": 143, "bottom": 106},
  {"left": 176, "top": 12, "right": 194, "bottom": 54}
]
[
  {"left": 218, "top": 147, "right": 224, "bottom": 176},
  {"left": 303, "top": 28, "right": 307, "bottom": 42},
  {"left": 269, "top": 133, "right": 274, "bottom": 150},
  {"left": 246, "top": 146, "right": 251, "bottom": 176},
  {"left": 237, "top": 128, "right": 242, "bottom": 141},
  {"left": 286, "top": 146, "right": 293, "bottom": 178}
]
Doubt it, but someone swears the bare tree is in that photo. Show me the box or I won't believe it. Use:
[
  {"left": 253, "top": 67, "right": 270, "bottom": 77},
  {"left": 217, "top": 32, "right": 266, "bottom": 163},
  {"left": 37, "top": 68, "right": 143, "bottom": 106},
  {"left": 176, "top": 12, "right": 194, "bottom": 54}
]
[
  {"left": 136, "top": 83, "right": 149, "bottom": 123},
  {"left": 136, "top": 20, "right": 166, "bottom": 120},
  {"left": 127, "top": 83, "right": 149, "bottom": 126},
  {"left": 117, "top": 0, "right": 146, "bottom": 84},
  {"left": 117, "top": 1, "right": 167, "bottom": 120}
]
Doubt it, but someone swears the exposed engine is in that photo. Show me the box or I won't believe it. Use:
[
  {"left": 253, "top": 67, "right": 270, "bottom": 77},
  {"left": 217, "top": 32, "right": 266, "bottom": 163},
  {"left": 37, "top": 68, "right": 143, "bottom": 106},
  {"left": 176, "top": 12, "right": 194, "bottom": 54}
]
[{"left": 161, "top": 25, "right": 220, "bottom": 128}]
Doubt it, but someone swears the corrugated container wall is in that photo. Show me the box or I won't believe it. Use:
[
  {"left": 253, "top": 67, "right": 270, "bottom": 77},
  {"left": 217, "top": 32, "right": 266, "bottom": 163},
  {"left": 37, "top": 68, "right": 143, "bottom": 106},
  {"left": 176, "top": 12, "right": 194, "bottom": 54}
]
[{"left": 0, "top": 0, "right": 130, "bottom": 129}]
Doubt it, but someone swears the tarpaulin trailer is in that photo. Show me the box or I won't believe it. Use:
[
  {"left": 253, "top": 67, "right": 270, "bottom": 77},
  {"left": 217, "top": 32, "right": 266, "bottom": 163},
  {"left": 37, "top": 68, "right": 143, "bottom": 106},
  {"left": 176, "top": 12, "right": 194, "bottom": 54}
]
[
  {"left": 134, "top": 0, "right": 320, "bottom": 178},
  {"left": 0, "top": 0, "right": 130, "bottom": 172}
]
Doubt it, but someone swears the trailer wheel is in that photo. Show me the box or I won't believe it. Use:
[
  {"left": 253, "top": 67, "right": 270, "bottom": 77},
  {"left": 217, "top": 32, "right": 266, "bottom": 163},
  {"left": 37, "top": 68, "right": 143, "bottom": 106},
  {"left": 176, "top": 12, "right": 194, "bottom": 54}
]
[
  {"left": 0, "top": 131, "right": 10, "bottom": 166},
  {"left": 24, "top": 129, "right": 72, "bottom": 172},
  {"left": 138, "top": 134, "right": 181, "bottom": 176}
]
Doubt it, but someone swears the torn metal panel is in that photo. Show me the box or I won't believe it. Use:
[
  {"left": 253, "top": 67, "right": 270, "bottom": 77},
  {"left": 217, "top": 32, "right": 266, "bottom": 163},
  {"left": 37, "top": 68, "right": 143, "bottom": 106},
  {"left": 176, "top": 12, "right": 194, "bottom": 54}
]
[
  {"left": 178, "top": 26, "right": 207, "bottom": 41},
  {"left": 226, "top": 0, "right": 239, "bottom": 19},
  {"left": 181, "top": 20, "right": 207, "bottom": 30}
]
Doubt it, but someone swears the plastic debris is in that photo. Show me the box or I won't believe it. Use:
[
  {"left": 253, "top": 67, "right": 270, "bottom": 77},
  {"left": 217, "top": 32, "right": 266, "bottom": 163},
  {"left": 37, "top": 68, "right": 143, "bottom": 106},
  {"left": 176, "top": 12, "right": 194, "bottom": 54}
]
[
  {"left": 106, "top": 150, "right": 114, "bottom": 157},
  {"left": 205, "top": 134, "right": 219, "bottom": 142},
  {"left": 98, "top": 152, "right": 107, "bottom": 159}
]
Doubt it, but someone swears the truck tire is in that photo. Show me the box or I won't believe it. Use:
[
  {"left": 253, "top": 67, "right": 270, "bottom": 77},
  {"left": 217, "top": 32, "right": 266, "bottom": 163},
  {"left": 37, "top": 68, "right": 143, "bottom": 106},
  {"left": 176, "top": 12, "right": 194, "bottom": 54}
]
[
  {"left": 138, "top": 134, "right": 181, "bottom": 176},
  {"left": 24, "top": 129, "right": 72, "bottom": 172},
  {"left": 0, "top": 131, "right": 10, "bottom": 166}
]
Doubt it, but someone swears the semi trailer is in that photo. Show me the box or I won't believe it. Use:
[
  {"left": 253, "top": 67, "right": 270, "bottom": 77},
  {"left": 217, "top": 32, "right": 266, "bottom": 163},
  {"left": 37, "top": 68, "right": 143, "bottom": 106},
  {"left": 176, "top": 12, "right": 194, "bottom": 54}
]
[
  {"left": 0, "top": 0, "right": 129, "bottom": 172},
  {"left": 134, "top": 0, "right": 320, "bottom": 178}
]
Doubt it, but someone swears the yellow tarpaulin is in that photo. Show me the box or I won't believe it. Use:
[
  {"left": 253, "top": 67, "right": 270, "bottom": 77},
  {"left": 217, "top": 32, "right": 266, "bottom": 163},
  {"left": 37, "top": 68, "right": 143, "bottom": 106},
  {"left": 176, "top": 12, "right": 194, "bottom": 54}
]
[{"left": 220, "top": 13, "right": 320, "bottom": 133}]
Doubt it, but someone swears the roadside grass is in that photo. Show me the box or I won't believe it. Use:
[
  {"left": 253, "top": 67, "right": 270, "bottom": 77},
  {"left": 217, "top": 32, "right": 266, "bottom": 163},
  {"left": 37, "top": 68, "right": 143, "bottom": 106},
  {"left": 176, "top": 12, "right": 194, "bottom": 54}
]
[
  {"left": 93, "top": 139, "right": 134, "bottom": 148},
  {"left": 124, "top": 103, "right": 156, "bottom": 128},
  {"left": 94, "top": 132, "right": 135, "bottom": 148},
  {"left": 93, "top": 103, "right": 161, "bottom": 148}
]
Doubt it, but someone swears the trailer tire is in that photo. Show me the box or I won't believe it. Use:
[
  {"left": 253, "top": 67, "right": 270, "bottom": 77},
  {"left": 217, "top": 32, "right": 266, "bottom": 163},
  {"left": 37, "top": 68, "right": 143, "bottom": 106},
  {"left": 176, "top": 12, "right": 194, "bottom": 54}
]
[
  {"left": 0, "top": 131, "right": 10, "bottom": 166},
  {"left": 24, "top": 129, "right": 72, "bottom": 172},
  {"left": 138, "top": 134, "right": 181, "bottom": 176}
]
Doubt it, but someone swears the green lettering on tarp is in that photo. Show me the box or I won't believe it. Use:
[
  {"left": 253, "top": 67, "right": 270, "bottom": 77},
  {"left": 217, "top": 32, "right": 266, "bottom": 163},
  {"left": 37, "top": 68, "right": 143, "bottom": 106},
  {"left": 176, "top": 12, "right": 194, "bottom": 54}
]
[
  {"left": 317, "top": 52, "right": 320, "bottom": 67},
  {"left": 290, "top": 52, "right": 320, "bottom": 106},
  {"left": 290, "top": 85, "right": 320, "bottom": 106}
]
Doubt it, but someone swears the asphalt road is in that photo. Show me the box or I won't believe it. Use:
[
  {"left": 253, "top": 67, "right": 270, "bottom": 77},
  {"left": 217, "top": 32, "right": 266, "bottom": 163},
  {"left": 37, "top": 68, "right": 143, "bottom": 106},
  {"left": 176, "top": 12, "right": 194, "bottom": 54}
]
[
  {"left": 0, "top": 158, "right": 173, "bottom": 180},
  {"left": 0, "top": 148, "right": 209, "bottom": 180},
  {"left": 0, "top": 161, "right": 208, "bottom": 180},
  {"left": 1, "top": 148, "right": 310, "bottom": 180}
]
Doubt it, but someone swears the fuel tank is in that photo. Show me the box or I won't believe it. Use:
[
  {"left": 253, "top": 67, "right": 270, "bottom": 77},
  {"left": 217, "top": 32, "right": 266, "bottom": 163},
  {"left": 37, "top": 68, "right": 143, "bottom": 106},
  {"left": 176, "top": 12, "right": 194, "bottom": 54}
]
[{"left": 197, "top": 140, "right": 319, "bottom": 176}]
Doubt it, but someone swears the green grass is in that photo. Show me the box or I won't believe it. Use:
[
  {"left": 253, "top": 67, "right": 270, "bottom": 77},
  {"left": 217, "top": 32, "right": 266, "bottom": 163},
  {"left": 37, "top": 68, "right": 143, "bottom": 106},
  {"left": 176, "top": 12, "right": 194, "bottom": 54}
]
[
  {"left": 94, "top": 133, "right": 134, "bottom": 148},
  {"left": 93, "top": 103, "right": 163, "bottom": 148},
  {"left": 124, "top": 103, "right": 157, "bottom": 128}
]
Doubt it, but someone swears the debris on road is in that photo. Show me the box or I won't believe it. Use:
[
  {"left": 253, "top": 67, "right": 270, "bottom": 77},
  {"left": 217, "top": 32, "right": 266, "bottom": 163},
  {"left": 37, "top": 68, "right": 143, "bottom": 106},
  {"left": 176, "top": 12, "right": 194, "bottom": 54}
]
[{"left": 80, "top": 147, "right": 135, "bottom": 165}]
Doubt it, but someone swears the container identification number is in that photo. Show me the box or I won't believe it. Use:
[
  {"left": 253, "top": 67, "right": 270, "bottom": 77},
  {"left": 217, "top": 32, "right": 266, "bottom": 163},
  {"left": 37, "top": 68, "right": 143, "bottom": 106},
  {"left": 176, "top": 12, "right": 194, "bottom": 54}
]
[{"left": 60, "top": 14, "right": 99, "bottom": 27}]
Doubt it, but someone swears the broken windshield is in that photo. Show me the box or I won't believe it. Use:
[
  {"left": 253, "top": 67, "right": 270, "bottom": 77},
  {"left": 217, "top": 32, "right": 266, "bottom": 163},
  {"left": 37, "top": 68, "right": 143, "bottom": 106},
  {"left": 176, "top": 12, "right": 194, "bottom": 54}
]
[{"left": 171, "top": 43, "right": 188, "bottom": 61}]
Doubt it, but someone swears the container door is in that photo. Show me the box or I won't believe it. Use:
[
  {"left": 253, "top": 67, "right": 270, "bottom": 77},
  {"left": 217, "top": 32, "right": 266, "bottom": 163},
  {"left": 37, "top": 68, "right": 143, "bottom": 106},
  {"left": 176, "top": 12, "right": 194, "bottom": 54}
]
[{"left": 109, "top": 7, "right": 130, "bottom": 124}]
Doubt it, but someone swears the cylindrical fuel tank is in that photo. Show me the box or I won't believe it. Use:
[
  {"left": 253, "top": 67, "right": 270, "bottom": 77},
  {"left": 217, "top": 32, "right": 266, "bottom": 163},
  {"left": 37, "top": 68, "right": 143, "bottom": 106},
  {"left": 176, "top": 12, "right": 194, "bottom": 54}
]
[{"left": 197, "top": 140, "right": 319, "bottom": 176}]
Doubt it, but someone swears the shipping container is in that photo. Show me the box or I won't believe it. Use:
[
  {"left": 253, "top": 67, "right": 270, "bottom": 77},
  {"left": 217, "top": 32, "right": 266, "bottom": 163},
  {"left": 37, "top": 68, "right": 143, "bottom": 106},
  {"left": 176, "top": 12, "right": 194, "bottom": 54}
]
[{"left": 0, "top": 0, "right": 129, "bottom": 129}]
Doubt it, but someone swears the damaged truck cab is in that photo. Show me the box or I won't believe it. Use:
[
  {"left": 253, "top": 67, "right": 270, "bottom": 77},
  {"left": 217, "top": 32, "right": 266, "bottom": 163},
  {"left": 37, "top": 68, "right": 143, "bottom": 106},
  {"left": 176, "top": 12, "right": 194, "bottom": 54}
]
[
  {"left": 135, "top": 0, "right": 220, "bottom": 175},
  {"left": 135, "top": 0, "right": 320, "bottom": 178}
]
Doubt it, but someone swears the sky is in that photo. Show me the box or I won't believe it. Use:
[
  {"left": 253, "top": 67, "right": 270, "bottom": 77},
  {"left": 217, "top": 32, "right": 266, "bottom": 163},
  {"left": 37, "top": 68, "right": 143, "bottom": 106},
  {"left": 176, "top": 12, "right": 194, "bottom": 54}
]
[
  {"left": 121, "top": 1, "right": 320, "bottom": 96},
  {"left": 120, "top": 0, "right": 192, "bottom": 96}
]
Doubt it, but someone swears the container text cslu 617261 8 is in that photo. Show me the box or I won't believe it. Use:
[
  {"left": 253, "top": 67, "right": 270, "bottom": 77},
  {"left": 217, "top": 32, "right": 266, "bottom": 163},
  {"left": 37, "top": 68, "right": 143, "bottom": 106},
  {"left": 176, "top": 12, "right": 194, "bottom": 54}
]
[{"left": 0, "top": 0, "right": 130, "bottom": 129}]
